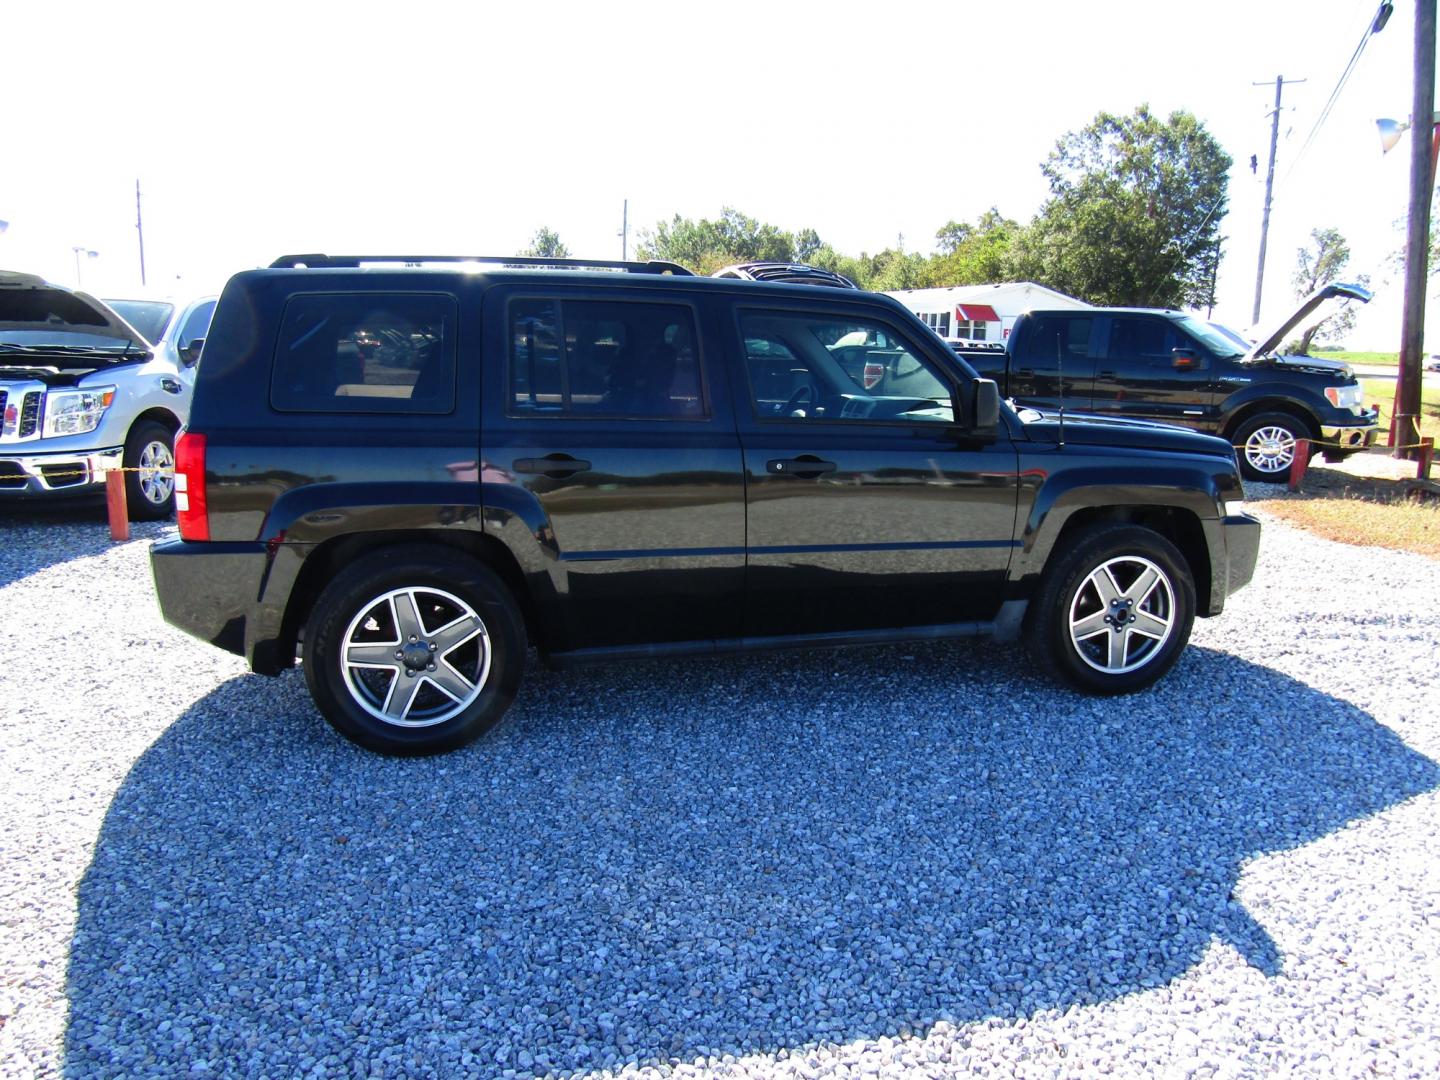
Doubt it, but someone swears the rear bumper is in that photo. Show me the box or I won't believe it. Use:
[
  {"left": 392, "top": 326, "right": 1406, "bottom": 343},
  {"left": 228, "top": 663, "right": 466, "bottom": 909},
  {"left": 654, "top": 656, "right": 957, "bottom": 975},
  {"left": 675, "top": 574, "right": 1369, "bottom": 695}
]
[
  {"left": 0, "top": 446, "right": 122, "bottom": 496},
  {"left": 151, "top": 537, "right": 274, "bottom": 668}
]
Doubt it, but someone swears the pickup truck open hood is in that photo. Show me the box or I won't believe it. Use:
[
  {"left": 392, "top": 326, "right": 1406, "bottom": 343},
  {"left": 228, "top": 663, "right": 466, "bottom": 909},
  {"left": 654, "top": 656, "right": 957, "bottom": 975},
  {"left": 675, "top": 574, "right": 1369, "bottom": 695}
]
[
  {"left": 0, "top": 271, "right": 149, "bottom": 351},
  {"left": 1015, "top": 407, "right": 1236, "bottom": 458},
  {"left": 1245, "top": 281, "right": 1372, "bottom": 362}
]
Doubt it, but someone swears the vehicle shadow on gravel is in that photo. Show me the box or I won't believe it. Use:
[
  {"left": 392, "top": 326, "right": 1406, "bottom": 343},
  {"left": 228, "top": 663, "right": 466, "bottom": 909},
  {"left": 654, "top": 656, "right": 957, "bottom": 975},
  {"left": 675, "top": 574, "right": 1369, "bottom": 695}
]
[
  {"left": 65, "top": 644, "right": 1440, "bottom": 1076},
  {"left": 0, "top": 502, "right": 147, "bottom": 587}
]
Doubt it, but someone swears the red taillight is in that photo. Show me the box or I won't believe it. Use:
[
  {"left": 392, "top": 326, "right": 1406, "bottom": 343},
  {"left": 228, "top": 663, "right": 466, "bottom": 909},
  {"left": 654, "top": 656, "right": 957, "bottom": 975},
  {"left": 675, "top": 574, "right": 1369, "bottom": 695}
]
[
  {"left": 863, "top": 362, "right": 885, "bottom": 390},
  {"left": 174, "top": 431, "right": 209, "bottom": 541}
]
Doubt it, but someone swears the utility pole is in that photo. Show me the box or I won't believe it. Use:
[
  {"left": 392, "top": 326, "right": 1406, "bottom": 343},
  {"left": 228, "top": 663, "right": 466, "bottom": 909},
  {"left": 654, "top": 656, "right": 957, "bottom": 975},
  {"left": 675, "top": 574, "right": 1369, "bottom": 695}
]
[
  {"left": 135, "top": 179, "right": 147, "bottom": 287},
  {"left": 619, "top": 199, "right": 628, "bottom": 261},
  {"left": 1395, "top": 0, "right": 1437, "bottom": 459},
  {"left": 1252, "top": 75, "right": 1305, "bottom": 326}
]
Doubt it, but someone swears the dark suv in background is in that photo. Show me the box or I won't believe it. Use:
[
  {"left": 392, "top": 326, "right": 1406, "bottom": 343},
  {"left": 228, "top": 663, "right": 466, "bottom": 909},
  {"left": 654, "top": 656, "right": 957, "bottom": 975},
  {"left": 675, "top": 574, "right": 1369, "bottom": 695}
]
[
  {"left": 150, "top": 255, "right": 1259, "bottom": 755},
  {"left": 964, "top": 283, "right": 1378, "bottom": 481}
]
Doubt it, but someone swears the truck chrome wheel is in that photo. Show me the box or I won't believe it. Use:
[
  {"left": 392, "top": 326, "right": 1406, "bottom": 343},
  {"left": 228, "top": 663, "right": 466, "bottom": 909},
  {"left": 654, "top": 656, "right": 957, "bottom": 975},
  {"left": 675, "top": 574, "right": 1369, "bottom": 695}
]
[
  {"left": 136, "top": 438, "right": 175, "bottom": 505},
  {"left": 340, "top": 586, "right": 490, "bottom": 728},
  {"left": 1243, "top": 425, "right": 1297, "bottom": 475},
  {"left": 1067, "top": 555, "right": 1176, "bottom": 675}
]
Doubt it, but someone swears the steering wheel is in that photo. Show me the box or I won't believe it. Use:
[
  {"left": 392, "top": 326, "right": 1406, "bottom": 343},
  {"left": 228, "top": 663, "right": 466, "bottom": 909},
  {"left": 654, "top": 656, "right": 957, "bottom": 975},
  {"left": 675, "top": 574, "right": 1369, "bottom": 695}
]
[{"left": 779, "top": 384, "right": 815, "bottom": 416}]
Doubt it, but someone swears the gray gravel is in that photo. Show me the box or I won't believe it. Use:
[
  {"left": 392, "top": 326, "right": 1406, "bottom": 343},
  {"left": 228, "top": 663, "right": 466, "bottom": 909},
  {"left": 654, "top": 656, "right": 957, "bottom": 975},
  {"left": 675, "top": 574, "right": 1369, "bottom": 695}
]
[{"left": 1, "top": 502, "right": 1438, "bottom": 1078}]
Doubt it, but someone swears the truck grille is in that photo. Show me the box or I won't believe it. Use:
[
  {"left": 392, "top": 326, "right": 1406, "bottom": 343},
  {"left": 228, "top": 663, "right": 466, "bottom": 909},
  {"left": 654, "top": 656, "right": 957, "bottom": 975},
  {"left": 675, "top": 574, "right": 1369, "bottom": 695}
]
[{"left": 0, "top": 461, "right": 25, "bottom": 489}]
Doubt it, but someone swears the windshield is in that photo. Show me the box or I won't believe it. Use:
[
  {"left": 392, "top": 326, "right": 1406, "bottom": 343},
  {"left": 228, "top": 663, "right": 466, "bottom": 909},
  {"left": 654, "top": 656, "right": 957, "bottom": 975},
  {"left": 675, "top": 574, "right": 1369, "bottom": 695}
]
[
  {"left": 1207, "top": 322, "right": 1253, "bottom": 352},
  {"left": 103, "top": 300, "right": 173, "bottom": 345},
  {"left": 1174, "top": 315, "right": 1245, "bottom": 358}
]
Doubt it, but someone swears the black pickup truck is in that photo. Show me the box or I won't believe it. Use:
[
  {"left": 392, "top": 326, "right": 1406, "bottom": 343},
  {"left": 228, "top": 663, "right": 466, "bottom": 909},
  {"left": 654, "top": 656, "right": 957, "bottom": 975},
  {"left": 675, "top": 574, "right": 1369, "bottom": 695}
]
[
  {"left": 958, "top": 283, "right": 1379, "bottom": 481},
  {"left": 150, "top": 255, "right": 1260, "bottom": 755}
]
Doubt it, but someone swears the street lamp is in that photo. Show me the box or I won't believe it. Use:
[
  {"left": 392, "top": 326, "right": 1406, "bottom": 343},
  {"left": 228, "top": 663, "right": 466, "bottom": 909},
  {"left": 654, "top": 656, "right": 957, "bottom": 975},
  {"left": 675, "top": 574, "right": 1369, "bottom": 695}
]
[{"left": 71, "top": 246, "right": 99, "bottom": 287}]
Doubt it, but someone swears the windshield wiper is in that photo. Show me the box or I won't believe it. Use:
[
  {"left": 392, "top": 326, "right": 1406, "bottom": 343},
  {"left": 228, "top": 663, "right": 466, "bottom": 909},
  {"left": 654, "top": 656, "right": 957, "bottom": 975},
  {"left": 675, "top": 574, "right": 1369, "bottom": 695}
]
[{"left": 0, "top": 342, "right": 147, "bottom": 358}]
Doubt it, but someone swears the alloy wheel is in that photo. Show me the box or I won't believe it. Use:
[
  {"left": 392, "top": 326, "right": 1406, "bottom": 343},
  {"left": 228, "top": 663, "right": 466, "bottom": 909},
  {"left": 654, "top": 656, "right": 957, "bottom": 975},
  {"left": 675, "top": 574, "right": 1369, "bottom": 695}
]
[{"left": 1068, "top": 555, "right": 1176, "bottom": 674}]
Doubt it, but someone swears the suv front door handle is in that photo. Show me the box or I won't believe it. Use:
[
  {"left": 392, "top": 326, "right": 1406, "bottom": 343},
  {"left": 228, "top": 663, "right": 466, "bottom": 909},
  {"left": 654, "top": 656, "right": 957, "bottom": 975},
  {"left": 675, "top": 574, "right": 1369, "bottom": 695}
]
[
  {"left": 513, "top": 454, "right": 592, "bottom": 478},
  {"left": 767, "top": 455, "right": 838, "bottom": 478}
]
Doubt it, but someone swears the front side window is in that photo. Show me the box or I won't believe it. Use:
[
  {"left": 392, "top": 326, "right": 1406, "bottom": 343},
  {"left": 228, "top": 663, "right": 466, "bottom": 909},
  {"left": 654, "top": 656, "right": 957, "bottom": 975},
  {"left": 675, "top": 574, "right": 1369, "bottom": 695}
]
[
  {"left": 271, "top": 293, "right": 456, "bottom": 413},
  {"left": 507, "top": 298, "right": 705, "bottom": 419},
  {"left": 177, "top": 300, "right": 216, "bottom": 349},
  {"left": 1108, "top": 317, "right": 1183, "bottom": 371},
  {"left": 740, "top": 311, "right": 954, "bottom": 424}
]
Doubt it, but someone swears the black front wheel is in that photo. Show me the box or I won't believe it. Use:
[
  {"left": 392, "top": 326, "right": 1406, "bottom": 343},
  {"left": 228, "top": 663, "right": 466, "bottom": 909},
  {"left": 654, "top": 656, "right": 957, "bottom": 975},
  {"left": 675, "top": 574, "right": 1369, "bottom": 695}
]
[
  {"left": 303, "top": 546, "right": 525, "bottom": 755},
  {"left": 1231, "top": 412, "right": 1309, "bottom": 482},
  {"left": 1027, "top": 524, "right": 1196, "bottom": 695}
]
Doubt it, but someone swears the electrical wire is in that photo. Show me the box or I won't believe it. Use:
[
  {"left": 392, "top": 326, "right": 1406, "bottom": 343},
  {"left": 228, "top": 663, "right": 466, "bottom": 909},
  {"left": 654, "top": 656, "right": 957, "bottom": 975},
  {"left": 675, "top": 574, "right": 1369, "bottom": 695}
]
[{"left": 1277, "top": 1, "right": 1393, "bottom": 192}]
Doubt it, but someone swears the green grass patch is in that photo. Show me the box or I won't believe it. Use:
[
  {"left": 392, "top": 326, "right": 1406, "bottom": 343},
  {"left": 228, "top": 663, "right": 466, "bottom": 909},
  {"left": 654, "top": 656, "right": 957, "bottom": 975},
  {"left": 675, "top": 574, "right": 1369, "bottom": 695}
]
[
  {"left": 1358, "top": 378, "right": 1440, "bottom": 444},
  {"left": 1325, "top": 350, "right": 1400, "bottom": 366}
]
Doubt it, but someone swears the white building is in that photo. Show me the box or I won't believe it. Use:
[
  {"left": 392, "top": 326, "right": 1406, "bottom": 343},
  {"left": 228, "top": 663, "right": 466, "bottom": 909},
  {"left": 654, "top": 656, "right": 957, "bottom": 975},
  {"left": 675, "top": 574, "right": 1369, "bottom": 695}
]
[{"left": 886, "top": 282, "right": 1090, "bottom": 343}]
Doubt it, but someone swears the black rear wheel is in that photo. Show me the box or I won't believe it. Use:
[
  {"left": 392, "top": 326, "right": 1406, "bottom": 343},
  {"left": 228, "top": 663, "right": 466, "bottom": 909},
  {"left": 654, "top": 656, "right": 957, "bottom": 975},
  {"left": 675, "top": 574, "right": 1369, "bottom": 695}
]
[{"left": 303, "top": 546, "right": 525, "bottom": 755}]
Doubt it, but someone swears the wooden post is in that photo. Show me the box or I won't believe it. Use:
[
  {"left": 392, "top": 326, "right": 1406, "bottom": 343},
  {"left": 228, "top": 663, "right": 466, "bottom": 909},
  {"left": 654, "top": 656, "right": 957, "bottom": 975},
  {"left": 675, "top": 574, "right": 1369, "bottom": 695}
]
[
  {"left": 1287, "top": 440, "right": 1312, "bottom": 492},
  {"left": 105, "top": 470, "right": 129, "bottom": 541},
  {"left": 1419, "top": 437, "right": 1436, "bottom": 480}
]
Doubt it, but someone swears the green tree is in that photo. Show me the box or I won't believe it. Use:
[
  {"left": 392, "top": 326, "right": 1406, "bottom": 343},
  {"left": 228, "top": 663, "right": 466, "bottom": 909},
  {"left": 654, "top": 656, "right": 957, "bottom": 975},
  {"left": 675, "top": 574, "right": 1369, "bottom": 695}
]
[
  {"left": 924, "top": 208, "right": 1020, "bottom": 287},
  {"left": 635, "top": 207, "right": 798, "bottom": 274},
  {"left": 1288, "top": 227, "right": 1367, "bottom": 353},
  {"left": 521, "top": 226, "right": 569, "bottom": 258},
  {"left": 1015, "top": 106, "right": 1231, "bottom": 307}
]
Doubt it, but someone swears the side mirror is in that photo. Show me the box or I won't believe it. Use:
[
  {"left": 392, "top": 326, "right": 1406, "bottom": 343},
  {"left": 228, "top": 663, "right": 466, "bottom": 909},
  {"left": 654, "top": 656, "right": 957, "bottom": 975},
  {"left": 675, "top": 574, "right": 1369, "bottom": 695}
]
[
  {"left": 1172, "top": 347, "right": 1205, "bottom": 370},
  {"left": 972, "top": 378, "right": 1000, "bottom": 432},
  {"left": 178, "top": 338, "right": 204, "bottom": 366}
]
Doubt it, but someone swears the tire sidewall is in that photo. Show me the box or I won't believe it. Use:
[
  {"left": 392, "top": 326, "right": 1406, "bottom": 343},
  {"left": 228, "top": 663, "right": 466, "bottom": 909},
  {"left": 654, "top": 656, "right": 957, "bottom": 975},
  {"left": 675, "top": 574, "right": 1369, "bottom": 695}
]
[
  {"left": 304, "top": 549, "right": 525, "bottom": 756},
  {"left": 1032, "top": 525, "right": 1196, "bottom": 695},
  {"left": 123, "top": 421, "right": 176, "bottom": 520}
]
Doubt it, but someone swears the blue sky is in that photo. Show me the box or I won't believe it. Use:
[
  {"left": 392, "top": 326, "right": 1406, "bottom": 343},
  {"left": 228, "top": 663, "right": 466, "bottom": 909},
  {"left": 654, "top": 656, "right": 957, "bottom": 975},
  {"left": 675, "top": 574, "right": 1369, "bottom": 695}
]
[{"left": 2, "top": 0, "right": 1432, "bottom": 347}]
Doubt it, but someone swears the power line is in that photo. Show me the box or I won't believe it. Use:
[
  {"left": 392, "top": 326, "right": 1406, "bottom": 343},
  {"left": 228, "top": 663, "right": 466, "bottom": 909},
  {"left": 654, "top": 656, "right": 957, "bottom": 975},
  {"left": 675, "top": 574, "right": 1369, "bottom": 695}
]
[{"left": 1277, "top": 1, "right": 1394, "bottom": 192}]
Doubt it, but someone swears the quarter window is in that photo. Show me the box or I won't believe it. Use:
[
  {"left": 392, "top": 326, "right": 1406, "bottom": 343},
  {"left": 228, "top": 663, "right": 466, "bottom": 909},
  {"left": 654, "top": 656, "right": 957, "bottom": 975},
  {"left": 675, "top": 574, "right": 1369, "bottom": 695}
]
[
  {"left": 507, "top": 298, "right": 705, "bottom": 419},
  {"left": 271, "top": 293, "right": 456, "bottom": 413},
  {"left": 740, "top": 311, "right": 954, "bottom": 424}
]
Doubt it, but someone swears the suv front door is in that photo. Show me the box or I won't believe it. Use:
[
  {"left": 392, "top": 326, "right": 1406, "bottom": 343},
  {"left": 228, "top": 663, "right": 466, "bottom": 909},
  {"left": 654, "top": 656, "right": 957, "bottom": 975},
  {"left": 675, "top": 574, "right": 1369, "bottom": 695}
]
[
  {"left": 1009, "top": 312, "right": 1099, "bottom": 412},
  {"left": 727, "top": 304, "right": 1019, "bottom": 638}
]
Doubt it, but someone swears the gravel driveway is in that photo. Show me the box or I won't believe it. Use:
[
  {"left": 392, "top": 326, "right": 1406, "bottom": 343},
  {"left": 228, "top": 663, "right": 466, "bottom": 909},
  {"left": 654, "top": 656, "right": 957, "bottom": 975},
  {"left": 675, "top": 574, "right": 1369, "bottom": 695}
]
[{"left": 1, "top": 504, "right": 1437, "bottom": 1078}]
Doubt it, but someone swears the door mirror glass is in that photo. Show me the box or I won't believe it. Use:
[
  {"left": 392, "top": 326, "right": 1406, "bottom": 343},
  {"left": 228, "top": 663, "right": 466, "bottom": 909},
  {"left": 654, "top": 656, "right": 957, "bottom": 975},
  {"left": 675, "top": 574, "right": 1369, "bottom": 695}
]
[
  {"left": 178, "top": 337, "right": 204, "bottom": 366},
  {"left": 973, "top": 378, "right": 1000, "bottom": 431},
  {"left": 1171, "top": 347, "right": 1205, "bottom": 370}
]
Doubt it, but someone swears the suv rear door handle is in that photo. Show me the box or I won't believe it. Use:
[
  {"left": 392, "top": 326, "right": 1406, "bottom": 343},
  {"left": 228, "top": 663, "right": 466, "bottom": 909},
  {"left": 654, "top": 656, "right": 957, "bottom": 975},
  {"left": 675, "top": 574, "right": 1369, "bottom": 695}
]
[
  {"left": 513, "top": 454, "right": 591, "bottom": 478},
  {"left": 767, "top": 455, "right": 837, "bottom": 478}
]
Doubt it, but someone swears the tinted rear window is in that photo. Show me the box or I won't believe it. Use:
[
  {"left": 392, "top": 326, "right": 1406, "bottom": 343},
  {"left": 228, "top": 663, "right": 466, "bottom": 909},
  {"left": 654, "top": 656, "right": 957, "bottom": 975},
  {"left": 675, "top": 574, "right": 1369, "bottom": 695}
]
[{"left": 270, "top": 293, "right": 456, "bottom": 413}]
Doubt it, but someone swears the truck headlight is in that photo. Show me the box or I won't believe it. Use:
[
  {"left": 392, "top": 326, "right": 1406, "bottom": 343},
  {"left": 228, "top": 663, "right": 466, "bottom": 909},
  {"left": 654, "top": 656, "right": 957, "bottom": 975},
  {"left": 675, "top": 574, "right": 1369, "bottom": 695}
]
[
  {"left": 42, "top": 386, "right": 116, "bottom": 437},
  {"left": 1324, "top": 384, "right": 1364, "bottom": 410}
]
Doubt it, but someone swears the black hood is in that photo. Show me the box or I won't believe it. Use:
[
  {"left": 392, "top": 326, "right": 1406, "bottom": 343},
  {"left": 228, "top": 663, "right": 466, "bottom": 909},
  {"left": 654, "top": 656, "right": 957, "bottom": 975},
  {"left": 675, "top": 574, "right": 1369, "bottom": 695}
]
[{"left": 1015, "top": 407, "right": 1235, "bottom": 458}]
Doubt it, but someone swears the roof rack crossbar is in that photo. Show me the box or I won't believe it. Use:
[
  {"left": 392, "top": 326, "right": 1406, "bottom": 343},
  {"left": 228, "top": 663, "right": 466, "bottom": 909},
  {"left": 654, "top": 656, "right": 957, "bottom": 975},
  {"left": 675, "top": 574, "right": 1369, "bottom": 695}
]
[{"left": 268, "top": 254, "right": 693, "bottom": 275}]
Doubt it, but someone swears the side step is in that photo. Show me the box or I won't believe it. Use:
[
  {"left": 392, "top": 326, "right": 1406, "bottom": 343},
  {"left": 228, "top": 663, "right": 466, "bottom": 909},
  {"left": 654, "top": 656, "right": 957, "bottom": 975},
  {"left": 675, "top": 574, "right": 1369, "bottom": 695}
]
[{"left": 545, "top": 601, "right": 1028, "bottom": 669}]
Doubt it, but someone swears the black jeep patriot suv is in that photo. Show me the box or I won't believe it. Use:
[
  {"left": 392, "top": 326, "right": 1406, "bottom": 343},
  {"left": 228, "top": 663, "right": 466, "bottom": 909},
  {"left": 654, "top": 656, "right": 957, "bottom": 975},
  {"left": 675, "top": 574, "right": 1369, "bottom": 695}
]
[{"left": 151, "top": 255, "right": 1260, "bottom": 755}]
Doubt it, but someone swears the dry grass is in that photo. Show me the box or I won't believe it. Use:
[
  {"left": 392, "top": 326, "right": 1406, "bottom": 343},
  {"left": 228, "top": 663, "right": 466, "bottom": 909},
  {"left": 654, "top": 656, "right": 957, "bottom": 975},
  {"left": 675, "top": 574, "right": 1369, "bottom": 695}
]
[{"left": 1249, "top": 453, "right": 1440, "bottom": 559}]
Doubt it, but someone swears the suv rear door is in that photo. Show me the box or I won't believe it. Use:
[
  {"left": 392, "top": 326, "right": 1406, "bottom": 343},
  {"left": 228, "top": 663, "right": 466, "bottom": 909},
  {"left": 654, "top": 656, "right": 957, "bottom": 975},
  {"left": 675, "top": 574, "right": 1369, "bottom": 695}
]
[
  {"left": 481, "top": 285, "right": 745, "bottom": 651},
  {"left": 724, "top": 300, "right": 1019, "bottom": 637}
]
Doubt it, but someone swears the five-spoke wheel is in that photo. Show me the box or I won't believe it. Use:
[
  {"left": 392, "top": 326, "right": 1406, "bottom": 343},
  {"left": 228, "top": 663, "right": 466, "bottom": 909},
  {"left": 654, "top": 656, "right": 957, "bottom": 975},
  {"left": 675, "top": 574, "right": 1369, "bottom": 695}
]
[
  {"left": 305, "top": 547, "right": 524, "bottom": 755},
  {"left": 1028, "top": 524, "right": 1195, "bottom": 694}
]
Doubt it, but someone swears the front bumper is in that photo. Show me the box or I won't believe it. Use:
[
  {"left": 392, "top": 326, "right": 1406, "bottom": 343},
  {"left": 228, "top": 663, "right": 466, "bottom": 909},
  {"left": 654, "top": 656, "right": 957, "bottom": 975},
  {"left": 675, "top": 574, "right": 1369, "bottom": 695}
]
[
  {"left": 1319, "top": 409, "right": 1380, "bottom": 453},
  {"left": 1201, "top": 512, "right": 1262, "bottom": 616},
  {"left": 0, "top": 446, "right": 123, "bottom": 496}
]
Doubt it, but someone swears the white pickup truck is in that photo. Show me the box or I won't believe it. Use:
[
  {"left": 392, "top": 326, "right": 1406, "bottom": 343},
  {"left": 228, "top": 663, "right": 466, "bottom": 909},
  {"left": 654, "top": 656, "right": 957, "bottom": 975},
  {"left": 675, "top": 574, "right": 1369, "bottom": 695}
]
[{"left": 0, "top": 271, "right": 204, "bottom": 519}]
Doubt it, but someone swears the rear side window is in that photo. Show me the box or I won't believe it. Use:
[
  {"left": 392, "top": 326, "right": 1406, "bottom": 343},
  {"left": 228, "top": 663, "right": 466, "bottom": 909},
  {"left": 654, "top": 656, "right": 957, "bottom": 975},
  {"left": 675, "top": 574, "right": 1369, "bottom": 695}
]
[
  {"left": 508, "top": 298, "right": 705, "bottom": 419},
  {"left": 271, "top": 293, "right": 456, "bottom": 413},
  {"left": 1017, "top": 315, "right": 1094, "bottom": 368}
]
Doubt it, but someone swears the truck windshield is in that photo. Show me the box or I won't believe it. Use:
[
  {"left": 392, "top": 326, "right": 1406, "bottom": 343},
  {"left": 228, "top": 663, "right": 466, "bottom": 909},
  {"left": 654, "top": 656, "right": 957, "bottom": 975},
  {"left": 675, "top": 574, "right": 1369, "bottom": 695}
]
[
  {"left": 1174, "top": 315, "right": 1245, "bottom": 358},
  {"left": 103, "top": 300, "right": 173, "bottom": 345}
]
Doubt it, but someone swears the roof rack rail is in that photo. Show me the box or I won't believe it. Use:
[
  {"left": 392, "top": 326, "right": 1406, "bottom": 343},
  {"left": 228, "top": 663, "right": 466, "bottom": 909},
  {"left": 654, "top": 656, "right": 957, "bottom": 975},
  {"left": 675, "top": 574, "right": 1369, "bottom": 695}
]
[{"left": 268, "top": 254, "right": 694, "bottom": 275}]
